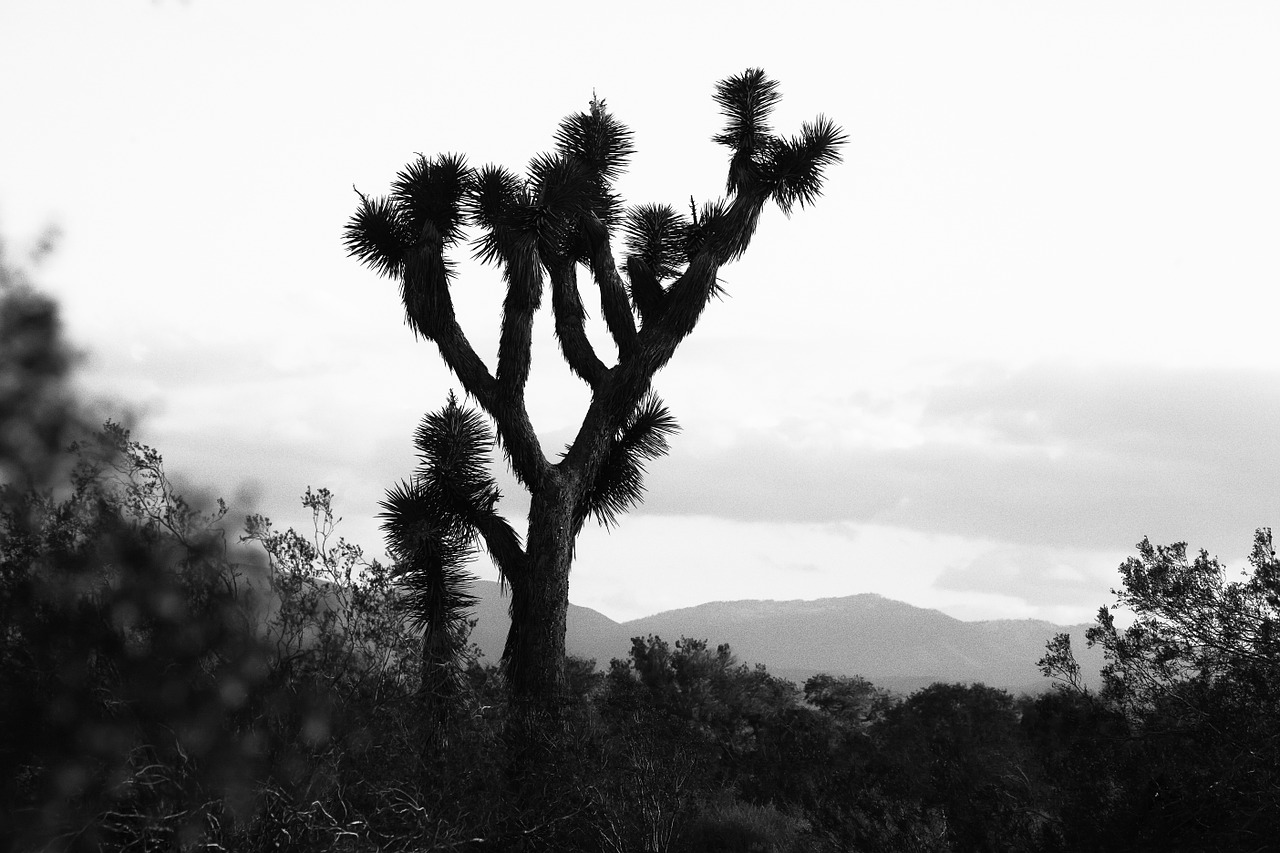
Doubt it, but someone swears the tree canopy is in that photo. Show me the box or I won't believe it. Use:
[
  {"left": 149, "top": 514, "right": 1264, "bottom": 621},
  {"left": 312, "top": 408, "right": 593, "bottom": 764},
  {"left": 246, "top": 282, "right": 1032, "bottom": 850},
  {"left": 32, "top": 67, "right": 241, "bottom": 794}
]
[{"left": 1040, "top": 529, "right": 1280, "bottom": 849}]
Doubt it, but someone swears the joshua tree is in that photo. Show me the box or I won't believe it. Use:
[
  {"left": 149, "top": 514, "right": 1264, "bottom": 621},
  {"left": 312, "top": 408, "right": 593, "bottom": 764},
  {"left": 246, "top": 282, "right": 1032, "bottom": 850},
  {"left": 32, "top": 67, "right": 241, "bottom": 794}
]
[{"left": 345, "top": 68, "right": 844, "bottom": 719}]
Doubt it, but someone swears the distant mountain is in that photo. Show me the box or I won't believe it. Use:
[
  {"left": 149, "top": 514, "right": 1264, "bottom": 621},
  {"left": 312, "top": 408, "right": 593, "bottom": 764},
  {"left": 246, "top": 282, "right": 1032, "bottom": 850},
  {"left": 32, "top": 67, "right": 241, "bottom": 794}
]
[
  {"left": 464, "top": 581, "right": 1102, "bottom": 694},
  {"left": 623, "top": 594, "right": 1103, "bottom": 694}
]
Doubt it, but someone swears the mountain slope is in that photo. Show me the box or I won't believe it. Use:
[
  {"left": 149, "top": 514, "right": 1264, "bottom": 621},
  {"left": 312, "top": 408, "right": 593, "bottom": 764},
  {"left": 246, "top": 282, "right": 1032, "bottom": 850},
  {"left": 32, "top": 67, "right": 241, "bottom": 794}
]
[
  {"left": 623, "top": 594, "right": 1101, "bottom": 693},
  {"left": 464, "top": 582, "right": 1100, "bottom": 693}
]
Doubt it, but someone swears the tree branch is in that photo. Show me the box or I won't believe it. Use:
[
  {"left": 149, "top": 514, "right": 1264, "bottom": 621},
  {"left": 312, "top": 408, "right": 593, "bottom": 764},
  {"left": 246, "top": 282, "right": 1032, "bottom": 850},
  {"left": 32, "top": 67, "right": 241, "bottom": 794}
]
[
  {"left": 624, "top": 256, "right": 664, "bottom": 327},
  {"left": 583, "top": 215, "right": 638, "bottom": 355},
  {"left": 660, "top": 189, "right": 767, "bottom": 339},
  {"left": 402, "top": 245, "right": 496, "bottom": 397},
  {"left": 495, "top": 237, "right": 542, "bottom": 394},
  {"left": 548, "top": 262, "right": 608, "bottom": 387},
  {"left": 560, "top": 188, "right": 770, "bottom": 482},
  {"left": 473, "top": 508, "right": 527, "bottom": 583},
  {"left": 402, "top": 244, "right": 549, "bottom": 490},
  {"left": 484, "top": 395, "right": 549, "bottom": 492}
]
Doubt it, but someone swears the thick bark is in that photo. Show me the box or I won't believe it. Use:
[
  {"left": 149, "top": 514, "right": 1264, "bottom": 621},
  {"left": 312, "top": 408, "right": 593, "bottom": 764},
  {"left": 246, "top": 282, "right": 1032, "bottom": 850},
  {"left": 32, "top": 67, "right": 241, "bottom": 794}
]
[{"left": 503, "top": 473, "right": 577, "bottom": 717}]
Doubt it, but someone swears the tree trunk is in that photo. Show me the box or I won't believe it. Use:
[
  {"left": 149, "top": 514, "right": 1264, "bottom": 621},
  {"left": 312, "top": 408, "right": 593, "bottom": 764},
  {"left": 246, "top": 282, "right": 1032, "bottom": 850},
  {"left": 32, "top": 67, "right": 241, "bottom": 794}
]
[{"left": 503, "top": 475, "right": 575, "bottom": 722}]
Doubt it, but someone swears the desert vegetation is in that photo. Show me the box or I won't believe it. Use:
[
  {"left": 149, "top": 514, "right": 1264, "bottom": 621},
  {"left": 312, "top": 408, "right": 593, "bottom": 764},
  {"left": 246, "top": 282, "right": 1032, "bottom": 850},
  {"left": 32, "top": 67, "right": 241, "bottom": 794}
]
[{"left": 3, "top": 421, "right": 1278, "bottom": 851}]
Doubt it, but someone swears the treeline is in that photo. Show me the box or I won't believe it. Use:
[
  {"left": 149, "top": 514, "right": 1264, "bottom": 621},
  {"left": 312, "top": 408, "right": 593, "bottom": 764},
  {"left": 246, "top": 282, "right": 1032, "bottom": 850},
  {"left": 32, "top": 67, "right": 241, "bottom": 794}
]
[{"left": 3, "top": 424, "right": 1278, "bottom": 852}]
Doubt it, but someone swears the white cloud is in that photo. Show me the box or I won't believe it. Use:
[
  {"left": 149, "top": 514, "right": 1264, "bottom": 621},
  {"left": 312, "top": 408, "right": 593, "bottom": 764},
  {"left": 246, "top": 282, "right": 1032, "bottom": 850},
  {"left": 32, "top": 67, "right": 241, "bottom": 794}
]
[{"left": 633, "top": 363, "right": 1280, "bottom": 556}]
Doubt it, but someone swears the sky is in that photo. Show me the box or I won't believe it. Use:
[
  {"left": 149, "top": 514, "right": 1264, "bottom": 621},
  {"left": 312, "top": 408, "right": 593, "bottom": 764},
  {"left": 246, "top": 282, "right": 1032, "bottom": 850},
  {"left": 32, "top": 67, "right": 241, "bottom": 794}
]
[{"left": 3, "top": 1, "right": 1279, "bottom": 625}]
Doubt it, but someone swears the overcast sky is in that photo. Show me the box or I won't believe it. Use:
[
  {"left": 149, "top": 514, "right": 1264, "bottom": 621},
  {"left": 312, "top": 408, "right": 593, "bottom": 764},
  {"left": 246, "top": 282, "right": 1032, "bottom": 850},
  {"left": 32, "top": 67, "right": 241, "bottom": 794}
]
[{"left": 4, "top": 1, "right": 1278, "bottom": 624}]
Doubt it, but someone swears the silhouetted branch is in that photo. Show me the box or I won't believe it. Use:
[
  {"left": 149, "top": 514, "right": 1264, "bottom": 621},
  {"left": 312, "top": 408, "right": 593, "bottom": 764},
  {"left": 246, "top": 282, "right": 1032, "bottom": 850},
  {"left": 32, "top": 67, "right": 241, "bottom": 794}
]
[
  {"left": 583, "top": 214, "right": 638, "bottom": 355},
  {"left": 549, "top": 262, "right": 608, "bottom": 387}
]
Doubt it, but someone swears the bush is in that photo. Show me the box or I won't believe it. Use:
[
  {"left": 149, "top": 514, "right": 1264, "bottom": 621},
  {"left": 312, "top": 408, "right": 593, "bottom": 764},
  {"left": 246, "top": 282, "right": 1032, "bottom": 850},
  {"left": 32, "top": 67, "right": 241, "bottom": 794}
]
[
  {"left": 1, "top": 423, "right": 272, "bottom": 850},
  {"left": 0, "top": 422, "right": 466, "bottom": 851},
  {"left": 677, "top": 796, "right": 809, "bottom": 853}
]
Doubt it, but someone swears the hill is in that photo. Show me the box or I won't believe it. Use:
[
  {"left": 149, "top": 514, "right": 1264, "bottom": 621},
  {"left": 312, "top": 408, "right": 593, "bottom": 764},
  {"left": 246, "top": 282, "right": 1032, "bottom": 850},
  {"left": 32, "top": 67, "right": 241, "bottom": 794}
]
[{"left": 464, "top": 581, "right": 1101, "bottom": 694}]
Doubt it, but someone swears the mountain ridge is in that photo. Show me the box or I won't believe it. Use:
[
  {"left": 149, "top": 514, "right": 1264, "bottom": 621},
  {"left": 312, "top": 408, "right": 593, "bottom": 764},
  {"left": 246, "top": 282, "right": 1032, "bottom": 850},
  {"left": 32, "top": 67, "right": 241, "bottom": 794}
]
[{"left": 464, "top": 580, "right": 1100, "bottom": 694}]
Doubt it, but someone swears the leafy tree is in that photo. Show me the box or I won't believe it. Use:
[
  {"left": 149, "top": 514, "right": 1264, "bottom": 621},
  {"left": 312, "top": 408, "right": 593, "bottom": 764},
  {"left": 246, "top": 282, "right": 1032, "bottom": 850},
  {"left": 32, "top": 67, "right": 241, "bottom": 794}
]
[
  {"left": 1018, "top": 689, "right": 1129, "bottom": 852},
  {"left": 602, "top": 636, "right": 840, "bottom": 852},
  {"left": 346, "top": 70, "right": 845, "bottom": 716},
  {"left": 869, "top": 683, "right": 1045, "bottom": 852},
  {"left": 1039, "top": 530, "right": 1280, "bottom": 851},
  {"left": 607, "top": 635, "right": 800, "bottom": 741},
  {"left": 804, "top": 673, "right": 883, "bottom": 726}
]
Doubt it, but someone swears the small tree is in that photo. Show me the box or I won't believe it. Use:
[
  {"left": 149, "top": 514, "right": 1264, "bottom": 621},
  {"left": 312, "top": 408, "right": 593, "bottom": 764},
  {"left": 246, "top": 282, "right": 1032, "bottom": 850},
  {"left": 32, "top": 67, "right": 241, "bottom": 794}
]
[
  {"left": 345, "top": 70, "right": 844, "bottom": 717},
  {"left": 1040, "top": 530, "right": 1280, "bottom": 717},
  {"left": 1039, "top": 530, "right": 1280, "bottom": 849}
]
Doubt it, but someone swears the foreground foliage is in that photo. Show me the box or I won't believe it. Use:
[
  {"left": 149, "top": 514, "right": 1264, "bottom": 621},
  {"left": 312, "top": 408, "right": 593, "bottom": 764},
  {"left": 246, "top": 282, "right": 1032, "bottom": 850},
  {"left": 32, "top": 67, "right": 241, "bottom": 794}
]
[
  {"left": 2, "top": 410, "right": 1277, "bottom": 851},
  {"left": 4, "top": 424, "right": 1279, "bottom": 850}
]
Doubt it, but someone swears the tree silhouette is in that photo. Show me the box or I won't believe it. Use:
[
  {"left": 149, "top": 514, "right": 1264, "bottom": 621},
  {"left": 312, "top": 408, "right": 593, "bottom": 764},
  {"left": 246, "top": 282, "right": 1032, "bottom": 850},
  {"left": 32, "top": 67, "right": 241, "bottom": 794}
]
[{"left": 345, "top": 69, "right": 845, "bottom": 718}]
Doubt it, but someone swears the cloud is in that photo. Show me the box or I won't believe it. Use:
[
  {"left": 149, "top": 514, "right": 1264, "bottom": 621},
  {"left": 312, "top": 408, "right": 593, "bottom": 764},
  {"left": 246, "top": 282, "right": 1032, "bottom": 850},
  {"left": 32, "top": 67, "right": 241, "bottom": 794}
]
[
  {"left": 933, "top": 545, "right": 1119, "bottom": 608},
  {"left": 101, "top": 358, "right": 1275, "bottom": 622},
  {"left": 567, "top": 515, "right": 1052, "bottom": 623},
  {"left": 637, "top": 363, "right": 1280, "bottom": 555}
]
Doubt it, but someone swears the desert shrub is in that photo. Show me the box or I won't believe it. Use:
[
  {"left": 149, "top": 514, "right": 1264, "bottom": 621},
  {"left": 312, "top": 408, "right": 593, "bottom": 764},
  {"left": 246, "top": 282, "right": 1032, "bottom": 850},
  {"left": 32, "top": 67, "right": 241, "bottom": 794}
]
[
  {"left": 1, "top": 423, "right": 272, "bottom": 851},
  {"left": 677, "top": 796, "right": 810, "bottom": 853},
  {"left": 242, "top": 486, "right": 423, "bottom": 703},
  {"left": 0, "top": 421, "right": 487, "bottom": 850}
]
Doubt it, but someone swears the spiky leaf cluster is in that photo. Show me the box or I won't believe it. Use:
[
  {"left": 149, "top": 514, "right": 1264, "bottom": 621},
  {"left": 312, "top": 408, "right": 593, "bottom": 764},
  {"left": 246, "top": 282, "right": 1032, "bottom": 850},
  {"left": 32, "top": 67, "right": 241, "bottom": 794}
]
[
  {"left": 344, "top": 154, "right": 476, "bottom": 281},
  {"left": 380, "top": 394, "right": 513, "bottom": 641},
  {"left": 343, "top": 194, "right": 412, "bottom": 278},
  {"left": 555, "top": 96, "right": 635, "bottom": 183},
  {"left": 577, "top": 395, "right": 679, "bottom": 529},
  {"left": 348, "top": 70, "right": 844, "bottom": 308},
  {"left": 683, "top": 198, "right": 732, "bottom": 262},
  {"left": 622, "top": 204, "right": 688, "bottom": 282},
  {"left": 380, "top": 480, "right": 476, "bottom": 637},
  {"left": 412, "top": 391, "right": 504, "bottom": 519},
  {"left": 392, "top": 153, "right": 473, "bottom": 246},
  {"left": 711, "top": 68, "right": 847, "bottom": 215},
  {"left": 769, "top": 115, "right": 848, "bottom": 214},
  {"left": 382, "top": 473, "right": 476, "bottom": 715},
  {"left": 713, "top": 68, "right": 782, "bottom": 157},
  {"left": 524, "top": 153, "right": 597, "bottom": 259},
  {"left": 466, "top": 165, "right": 529, "bottom": 266},
  {"left": 553, "top": 96, "right": 634, "bottom": 229}
]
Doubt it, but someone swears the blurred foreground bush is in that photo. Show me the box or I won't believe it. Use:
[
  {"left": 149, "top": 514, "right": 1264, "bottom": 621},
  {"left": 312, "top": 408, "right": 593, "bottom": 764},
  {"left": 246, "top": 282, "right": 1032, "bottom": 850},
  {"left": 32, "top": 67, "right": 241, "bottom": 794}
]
[{"left": 0, "top": 422, "right": 429, "bottom": 850}]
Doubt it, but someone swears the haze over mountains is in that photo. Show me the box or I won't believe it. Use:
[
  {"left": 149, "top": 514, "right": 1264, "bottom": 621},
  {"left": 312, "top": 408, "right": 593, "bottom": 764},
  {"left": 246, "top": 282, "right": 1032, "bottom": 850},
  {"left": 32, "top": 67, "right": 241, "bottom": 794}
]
[{"left": 465, "top": 581, "right": 1103, "bottom": 694}]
